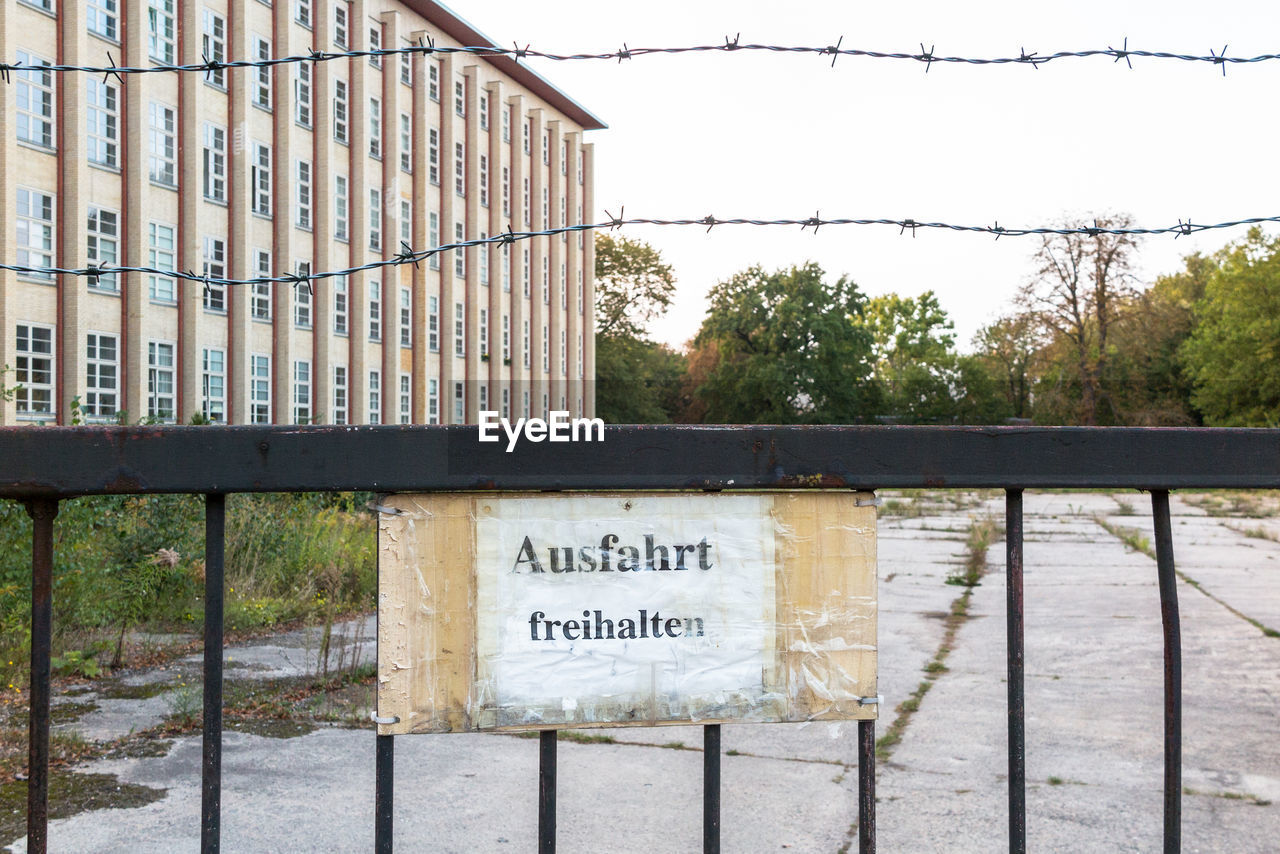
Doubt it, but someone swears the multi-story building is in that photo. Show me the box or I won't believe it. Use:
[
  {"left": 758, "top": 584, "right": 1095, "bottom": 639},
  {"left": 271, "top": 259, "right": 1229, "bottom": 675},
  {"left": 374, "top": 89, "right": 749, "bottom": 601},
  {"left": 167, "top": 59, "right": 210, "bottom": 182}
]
[{"left": 0, "top": 0, "right": 603, "bottom": 426}]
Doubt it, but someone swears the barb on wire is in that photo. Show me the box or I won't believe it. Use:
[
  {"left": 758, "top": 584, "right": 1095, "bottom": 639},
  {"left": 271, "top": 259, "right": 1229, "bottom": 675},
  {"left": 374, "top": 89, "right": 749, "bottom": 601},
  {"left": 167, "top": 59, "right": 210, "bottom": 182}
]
[{"left": 6, "top": 212, "right": 1280, "bottom": 289}]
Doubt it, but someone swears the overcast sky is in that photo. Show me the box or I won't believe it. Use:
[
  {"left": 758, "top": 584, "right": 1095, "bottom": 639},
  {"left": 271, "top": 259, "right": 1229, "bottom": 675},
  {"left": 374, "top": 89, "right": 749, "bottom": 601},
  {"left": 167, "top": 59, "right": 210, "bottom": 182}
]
[{"left": 445, "top": 0, "right": 1280, "bottom": 351}]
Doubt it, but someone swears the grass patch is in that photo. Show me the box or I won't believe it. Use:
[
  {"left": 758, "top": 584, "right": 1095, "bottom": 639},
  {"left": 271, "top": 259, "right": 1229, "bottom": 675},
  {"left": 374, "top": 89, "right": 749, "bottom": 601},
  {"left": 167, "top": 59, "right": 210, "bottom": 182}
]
[
  {"left": 1112, "top": 496, "right": 1137, "bottom": 516},
  {"left": 1227, "top": 523, "right": 1280, "bottom": 543},
  {"left": 1094, "top": 517, "right": 1154, "bottom": 559},
  {"left": 946, "top": 516, "right": 1001, "bottom": 587},
  {"left": 1183, "top": 786, "right": 1271, "bottom": 806},
  {"left": 558, "top": 731, "right": 616, "bottom": 745},
  {"left": 880, "top": 499, "right": 922, "bottom": 518},
  {"left": 0, "top": 771, "right": 166, "bottom": 845}
]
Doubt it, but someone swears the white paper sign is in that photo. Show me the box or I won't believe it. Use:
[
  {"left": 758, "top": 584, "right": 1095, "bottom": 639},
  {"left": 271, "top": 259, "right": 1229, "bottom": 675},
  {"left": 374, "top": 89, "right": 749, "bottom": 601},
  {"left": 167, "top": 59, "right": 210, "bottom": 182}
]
[{"left": 474, "top": 494, "right": 777, "bottom": 726}]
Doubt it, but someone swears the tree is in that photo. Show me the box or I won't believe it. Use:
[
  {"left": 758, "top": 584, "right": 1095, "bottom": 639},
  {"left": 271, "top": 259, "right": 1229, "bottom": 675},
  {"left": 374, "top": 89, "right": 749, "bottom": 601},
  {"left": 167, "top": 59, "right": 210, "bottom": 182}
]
[
  {"left": 972, "top": 314, "right": 1039, "bottom": 420},
  {"left": 594, "top": 234, "right": 676, "bottom": 339},
  {"left": 1018, "top": 215, "right": 1139, "bottom": 425},
  {"left": 689, "top": 263, "right": 880, "bottom": 423},
  {"left": 863, "top": 291, "right": 960, "bottom": 422}
]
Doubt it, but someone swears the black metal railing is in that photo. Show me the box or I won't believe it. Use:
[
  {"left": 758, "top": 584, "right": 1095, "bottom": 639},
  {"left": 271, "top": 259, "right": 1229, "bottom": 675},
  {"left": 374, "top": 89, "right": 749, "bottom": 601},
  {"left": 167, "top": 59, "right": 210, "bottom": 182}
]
[{"left": 4, "top": 424, "right": 1278, "bottom": 854}]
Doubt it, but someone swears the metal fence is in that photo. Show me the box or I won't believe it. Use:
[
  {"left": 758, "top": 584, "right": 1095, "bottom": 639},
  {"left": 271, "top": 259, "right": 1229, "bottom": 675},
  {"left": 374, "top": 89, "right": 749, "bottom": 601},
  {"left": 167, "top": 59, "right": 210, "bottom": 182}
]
[{"left": 3, "top": 424, "right": 1279, "bottom": 854}]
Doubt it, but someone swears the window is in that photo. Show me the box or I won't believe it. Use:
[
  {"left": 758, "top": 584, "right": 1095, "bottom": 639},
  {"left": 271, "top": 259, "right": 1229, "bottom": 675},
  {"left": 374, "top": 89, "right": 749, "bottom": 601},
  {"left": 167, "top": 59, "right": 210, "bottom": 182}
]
[
  {"left": 542, "top": 256, "right": 550, "bottom": 302},
  {"left": 86, "top": 79, "right": 119, "bottom": 167},
  {"left": 369, "top": 97, "right": 382, "bottom": 158},
  {"left": 578, "top": 157, "right": 584, "bottom": 185},
  {"left": 295, "top": 0, "right": 311, "bottom": 28},
  {"left": 87, "top": 207, "right": 119, "bottom": 292},
  {"left": 149, "top": 102, "right": 176, "bottom": 186},
  {"left": 561, "top": 140, "right": 568, "bottom": 175},
  {"left": 479, "top": 155, "right": 489, "bottom": 207},
  {"left": 251, "top": 142, "right": 271, "bottom": 216},
  {"left": 480, "top": 308, "right": 489, "bottom": 358},
  {"left": 428, "top": 379, "right": 439, "bottom": 424},
  {"left": 454, "top": 142, "right": 464, "bottom": 196},
  {"left": 19, "top": 0, "right": 53, "bottom": 13},
  {"left": 428, "top": 128, "right": 440, "bottom": 184},
  {"left": 333, "top": 276, "right": 348, "bottom": 334},
  {"left": 479, "top": 94, "right": 488, "bottom": 130},
  {"left": 578, "top": 205, "right": 584, "bottom": 247},
  {"left": 15, "top": 325, "right": 54, "bottom": 417},
  {"left": 400, "top": 288, "right": 411, "bottom": 347},
  {"left": 333, "top": 2, "right": 348, "bottom": 49},
  {"left": 428, "top": 213, "right": 440, "bottom": 270},
  {"left": 294, "top": 262, "right": 312, "bottom": 327},
  {"left": 523, "top": 389, "right": 530, "bottom": 418},
  {"left": 479, "top": 232, "right": 489, "bottom": 285},
  {"left": 542, "top": 131, "right": 549, "bottom": 165},
  {"left": 333, "top": 79, "right": 348, "bottom": 143},
  {"left": 522, "top": 177, "right": 530, "bottom": 224},
  {"left": 252, "top": 250, "right": 272, "bottom": 320},
  {"left": 203, "top": 124, "right": 226, "bottom": 201},
  {"left": 578, "top": 334, "right": 584, "bottom": 378},
  {"left": 17, "top": 52, "right": 54, "bottom": 149},
  {"left": 369, "top": 25, "right": 382, "bottom": 68},
  {"left": 453, "top": 382, "right": 464, "bottom": 424},
  {"left": 369, "top": 189, "right": 382, "bottom": 251},
  {"left": 253, "top": 37, "right": 271, "bottom": 108},
  {"left": 522, "top": 320, "right": 530, "bottom": 368},
  {"left": 502, "top": 244, "right": 511, "bottom": 292},
  {"left": 369, "top": 280, "right": 382, "bottom": 340},
  {"left": 501, "top": 167, "right": 510, "bottom": 217},
  {"left": 399, "top": 114, "right": 411, "bottom": 171},
  {"left": 250, "top": 354, "right": 271, "bottom": 423},
  {"left": 428, "top": 296, "right": 439, "bottom": 351},
  {"left": 296, "top": 160, "right": 312, "bottom": 229},
  {"left": 147, "top": 340, "right": 176, "bottom": 422},
  {"left": 561, "top": 329, "right": 567, "bottom": 376},
  {"left": 502, "top": 314, "right": 510, "bottom": 362},
  {"left": 502, "top": 106, "right": 510, "bottom": 143},
  {"left": 522, "top": 248, "right": 530, "bottom": 298},
  {"left": 561, "top": 197, "right": 567, "bottom": 240},
  {"left": 293, "top": 360, "right": 312, "bottom": 424},
  {"left": 560, "top": 264, "right": 567, "bottom": 308},
  {"left": 148, "top": 222, "right": 176, "bottom": 301},
  {"left": 148, "top": 0, "right": 175, "bottom": 65},
  {"left": 542, "top": 187, "right": 549, "bottom": 225},
  {"left": 202, "top": 348, "right": 226, "bottom": 422},
  {"left": 88, "top": 0, "right": 119, "bottom": 41},
  {"left": 428, "top": 63, "right": 440, "bottom": 101},
  {"left": 454, "top": 79, "right": 465, "bottom": 117},
  {"left": 85, "top": 333, "right": 118, "bottom": 419},
  {"left": 542, "top": 325, "right": 549, "bottom": 372},
  {"left": 479, "top": 385, "right": 488, "bottom": 412},
  {"left": 17, "top": 189, "right": 54, "bottom": 281},
  {"left": 398, "top": 375, "right": 411, "bottom": 424},
  {"left": 202, "top": 10, "right": 226, "bottom": 87},
  {"left": 334, "top": 175, "right": 349, "bottom": 241},
  {"left": 295, "top": 62, "right": 312, "bottom": 126},
  {"left": 332, "top": 366, "right": 348, "bottom": 425},
  {"left": 501, "top": 388, "right": 510, "bottom": 419},
  {"left": 577, "top": 269, "right": 584, "bottom": 309},
  {"left": 202, "top": 237, "right": 226, "bottom": 312},
  {"left": 454, "top": 302, "right": 464, "bottom": 356},
  {"left": 454, "top": 223, "right": 465, "bottom": 277},
  {"left": 368, "top": 370, "right": 381, "bottom": 424},
  {"left": 399, "top": 40, "right": 411, "bottom": 86},
  {"left": 400, "top": 199, "right": 411, "bottom": 246},
  {"left": 523, "top": 118, "right": 531, "bottom": 154}
]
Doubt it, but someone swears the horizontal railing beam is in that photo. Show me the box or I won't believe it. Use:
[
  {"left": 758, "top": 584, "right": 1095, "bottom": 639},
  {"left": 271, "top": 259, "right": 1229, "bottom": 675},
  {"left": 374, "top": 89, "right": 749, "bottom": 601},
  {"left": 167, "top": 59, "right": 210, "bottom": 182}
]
[{"left": 0, "top": 425, "right": 1278, "bottom": 497}]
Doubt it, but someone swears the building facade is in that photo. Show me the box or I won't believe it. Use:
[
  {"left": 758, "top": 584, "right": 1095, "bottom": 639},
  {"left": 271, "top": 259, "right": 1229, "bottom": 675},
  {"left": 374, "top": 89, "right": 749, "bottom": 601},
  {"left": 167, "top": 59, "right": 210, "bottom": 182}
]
[{"left": 0, "top": 0, "right": 603, "bottom": 426}]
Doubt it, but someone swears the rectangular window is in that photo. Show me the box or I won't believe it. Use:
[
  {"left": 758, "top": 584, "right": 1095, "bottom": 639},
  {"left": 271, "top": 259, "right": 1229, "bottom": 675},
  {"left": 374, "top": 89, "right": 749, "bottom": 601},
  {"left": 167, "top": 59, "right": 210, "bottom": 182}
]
[
  {"left": 333, "top": 2, "right": 348, "bottom": 49},
  {"left": 203, "top": 123, "right": 226, "bottom": 201},
  {"left": 398, "top": 375, "right": 411, "bottom": 424},
  {"left": 369, "top": 280, "right": 382, "bottom": 340},
  {"left": 561, "top": 140, "right": 568, "bottom": 175},
  {"left": 501, "top": 388, "right": 510, "bottom": 419},
  {"left": 400, "top": 199, "right": 411, "bottom": 246},
  {"left": 148, "top": 222, "right": 176, "bottom": 301},
  {"left": 202, "top": 348, "right": 226, "bottom": 422},
  {"left": 369, "top": 189, "right": 382, "bottom": 251},
  {"left": 333, "top": 275, "right": 348, "bottom": 334},
  {"left": 295, "top": 0, "right": 311, "bottom": 28},
  {"left": 578, "top": 333, "right": 584, "bottom": 378},
  {"left": 542, "top": 256, "right": 550, "bottom": 302},
  {"left": 454, "top": 222, "right": 465, "bottom": 277},
  {"left": 522, "top": 248, "right": 530, "bottom": 298},
  {"left": 428, "top": 63, "right": 440, "bottom": 101},
  {"left": 148, "top": 0, "right": 176, "bottom": 65},
  {"left": 480, "top": 308, "right": 489, "bottom": 358},
  {"left": 87, "top": 207, "right": 119, "bottom": 292},
  {"left": 501, "top": 166, "right": 510, "bottom": 217},
  {"left": 399, "top": 114, "right": 411, "bottom": 172},
  {"left": 542, "top": 187, "right": 549, "bottom": 225},
  {"left": 428, "top": 128, "right": 440, "bottom": 184},
  {"left": 333, "top": 79, "right": 348, "bottom": 143},
  {"left": 15, "top": 324, "right": 54, "bottom": 417},
  {"left": 522, "top": 178, "right": 530, "bottom": 224},
  {"left": 561, "top": 197, "right": 567, "bottom": 240},
  {"left": 522, "top": 319, "right": 530, "bottom": 368},
  {"left": 453, "top": 382, "right": 464, "bottom": 424},
  {"left": 369, "top": 25, "right": 382, "bottom": 69},
  {"left": 479, "top": 94, "right": 489, "bottom": 130},
  {"left": 85, "top": 333, "right": 118, "bottom": 419},
  {"left": 523, "top": 389, "right": 530, "bottom": 418},
  {"left": 454, "top": 302, "right": 464, "bottom": 356},
  {"left": 428, "top": 379, "right": 439, "bottom": 424},
  {"left": 561, "top": 329, "right": 567, "bottom": 376},
  {"left": 454, "top": 79, "right": 465, "bottom": 117},
  {"left": 368, "top": 370, "right": 381, "bottom": 424},
  {"left": 334, "top": 175, "right": 349, "bottom": 241},
  {"left": 202, "top": 237, "right": 226, "bottom": 312},
  {"left": 429, "top": 213, "right": 440, "bottom": 270},
  {"left": 332, "top": 366, "right": 348, "bottom": 425},
  {"left": 147, "top": 340, "right": 176, "bottom": 422},
  {"left": 523, "top": 118, "right": 531, "bottom": 154},
  {"left": 16, "top": 52, "right": 54, "bottom": 149},
  {"left": 454, "top": 142, "right": 465, "bottom": 196},
  {"left": 202, "top": 10, "right": 226, "bottom": 87},
  {"left": 250, "top": 354, "right": 271, "bottom": 424},
  {"left": 479, "top": 155, "right": 489, "bottom": 207},
  {"left": 296, "top": 160, "right": 312, "bottom": 229},
  {"left": 295, "top": 61, "right": 312, "bottom": 126},
  {"left": 293, "top": 360, "right": 312, "bottom": 424},
  {"left": 502, "top": 106, "right": 511, "bottom": 143},
  {"left": 502, "top": 244, "right": 511, "bottom": 292},
  {"left": 542, "top": 131, "right": 549, "bottom": 165},
  {"left": 294, "top": 262, "right": 312, "bottom": 327},
  {"left": 16, "top": 189, "right": 54, "bottom": 280},
  {"left": 479, "top": 385, "right": 488, "bottom": 412},
  {"left": 428, "top": 296, "right": 439, "bottom": 351},
  {"left": 578, "top": 204, "right": 585, "bottom": 247},
  {"left": 502, "top": 314, "right": 510, "bottom": 362},
  {"left": 479, "top": 231, "right": 489, "bottom": 285},
  {"left": 577, "top": 269, "right": 584, "bottom": 309},
  {"left": 400, "top": 287, "right": 411, "bottom": 347},
  {"left": 400, "top": 40, "right": 411, "bottom": 86},
  {"left": 369, "top": 97, "right": 382, "bottom": 158},
  {"left": 561, "top": 263, "right": 567, "bottom": 308},
  {"left": 86, "top": 79, "right": 119, "bottom": 167},
  {"left": 88, "top": 0, "right": 119, "bottom": 41},
  {"left": 252, "top": 250, "right": 272, "bottom": 321},
  {"left": 253, "top": 37, "right": 272, "bottom": 108},
  {"left": 149, "top": 102, "right": 176, "bottom": 186},
  {"left": 251, "top": 142, "right": 271, "bottom": 216},
  {"left": 542, "top": 325, "right": 549, "bottom": 372}
]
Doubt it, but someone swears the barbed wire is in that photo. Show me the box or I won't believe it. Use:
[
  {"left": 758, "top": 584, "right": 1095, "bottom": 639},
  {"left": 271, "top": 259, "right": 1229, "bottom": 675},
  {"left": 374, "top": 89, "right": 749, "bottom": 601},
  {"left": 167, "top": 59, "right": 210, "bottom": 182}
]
[
  {"left": 0, "top": 37, "right": 1274, "bottom": 81},
  {"left": 4, "top": 213, "right": 1277, "bottom": 289}
]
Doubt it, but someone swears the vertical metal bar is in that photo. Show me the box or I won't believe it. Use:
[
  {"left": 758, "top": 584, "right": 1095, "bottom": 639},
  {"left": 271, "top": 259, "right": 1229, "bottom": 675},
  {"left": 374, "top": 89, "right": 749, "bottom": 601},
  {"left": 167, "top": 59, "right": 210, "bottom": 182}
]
[
  {"left": 1005, "top": 488, "right": 1026, "bottom": 854},
  {"left": 25, "top": 499, "right": 57, "bottom": 854},
  {"left": 539, "top": 730, "right": 557, "bottom": 854},
  {"left": 375, "top": 734, "right": 394, "bottom": 854},
  {"left": 703, "top": 723, "right": 721, "bottom": 854},
  {"left": 1151, "top": 490, "right": 1181, "bottom": 853},
  {"left": 201, "top": 494, "right": 225, "bottom": 854},
  {"left": 858, "top": 718, "right": 876, "bottom": 854}
]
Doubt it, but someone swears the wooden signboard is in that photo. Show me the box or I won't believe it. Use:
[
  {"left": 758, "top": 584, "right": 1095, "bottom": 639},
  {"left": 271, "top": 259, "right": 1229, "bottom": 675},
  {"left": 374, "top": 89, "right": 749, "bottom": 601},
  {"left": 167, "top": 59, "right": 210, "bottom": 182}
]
[{"left": 375, "top": 491, "right": 877, "bottom": 734}]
